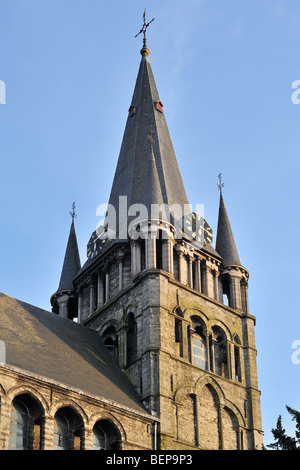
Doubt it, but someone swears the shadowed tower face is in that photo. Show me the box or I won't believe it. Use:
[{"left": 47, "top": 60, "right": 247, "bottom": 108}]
[{"left": 52, "top": 14, "right": 263, "bottom": 451}]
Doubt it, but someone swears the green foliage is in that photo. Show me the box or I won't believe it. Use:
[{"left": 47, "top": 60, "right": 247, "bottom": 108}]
[{"left": 267, "top": 406, "right": 300, "bottom": 450}]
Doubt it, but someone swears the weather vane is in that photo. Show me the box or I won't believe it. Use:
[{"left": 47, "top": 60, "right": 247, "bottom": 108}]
[
  {"left": 217, "top": 173, "right": 224, "bottom": 193},
  {"left": 69, "top": 202, "right": 77, "bottom": 223},
  {"left": 135, "top": 9, "right": 154, "bottom": 52}
]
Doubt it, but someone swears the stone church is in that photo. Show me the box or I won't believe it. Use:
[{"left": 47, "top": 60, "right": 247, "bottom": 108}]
[{"left": 0, "top": 26, "right": 263, "bottom": 450}]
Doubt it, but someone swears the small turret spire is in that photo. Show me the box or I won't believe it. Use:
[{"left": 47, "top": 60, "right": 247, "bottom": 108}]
[
  {"left": 135, "top": 9, "right": 154, "bottom": 56},
  {"left": 215, "top": 179, "right": 241, "bottom": 267},
  {"left": 50, "top": 204, "right": 81, "bottom": 317}
]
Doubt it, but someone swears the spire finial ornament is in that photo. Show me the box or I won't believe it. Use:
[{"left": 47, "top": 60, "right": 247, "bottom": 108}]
[
  {"left": 135, "top": 9, "right": 154, "bottom": 56},
  {"left": 69, "top": 202, "right": 77, "bottom": 223},
  {"left": 217, "top": 173, "right": 224, "bottom": 194}
]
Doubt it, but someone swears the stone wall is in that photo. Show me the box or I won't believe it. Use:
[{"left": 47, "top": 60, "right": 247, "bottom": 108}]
[
  {"left": 157, "top": 274, "right": 263, "bottom": 450},
  {"left": 84, "top": 269, "right": 263, "bottom": 450},
  {"left": 0, "top": 365, "right": 155, "bottom": 450}
]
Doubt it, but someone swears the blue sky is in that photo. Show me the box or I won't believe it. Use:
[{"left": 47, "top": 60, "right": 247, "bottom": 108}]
[{"left": 0, "top": 0, "right": 299, "bottom": 447}]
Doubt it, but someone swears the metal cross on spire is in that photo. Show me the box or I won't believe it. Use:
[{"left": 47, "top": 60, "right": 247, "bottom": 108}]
[
  {"left": 135, "top": 9, "right": 154, "bottom": 54},
  {"left": 217, "top": 173, "right": 224, "bottom": 193},
  {"left": 69, "top": 202, "right": 77, "bottom": 223}
]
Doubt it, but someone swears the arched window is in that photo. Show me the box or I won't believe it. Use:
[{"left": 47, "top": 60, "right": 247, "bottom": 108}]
[
  {"left": 93, "top": 423, "right": 106, "bottom": 450},
  {"left": 188, "top": 317, "right": 207, "bottom": 370},
  {"left": 53, "top": 413, "right": 69, "bottom": 450},
  {"left": 140, "top": 238, "right": 146, "bottom": 271},
  {"left": 177, "top": 394, "right": 198, "bottom": 447},
  {"left": 198, "top": 384, "right": 221, "bottom": 449},
  {"left": 126, "top": 313, "right": 137, "bottom": 366},
  {"left": 156, "top": 230, "right": 163, "bottom": 270},
  {"left": 8, "top": 394, "right": 44, "bottom": 450},
  {"left": 175, "top": 309, "right": 183, "bottom": 357},
  {"left": 173, "top": 248, "right": 179, "bottom": 281},
  {"left": 53, "top": 407, "right": 84, "bottom": 450},
  {"left": 93, "top": 419, "right": 121, "bottom": 450},
  {"left": 9, "top": 401, "right": 29, "bottom": 450},
  {"left": 222, "top": 407, "right": 240, "bottom": 450},
  {"left": 221, "top": 274, "right": 231, "bottom": 306},
  {"left": 210, "top": 326, "right": 229, "bottom": 378},
  {"left": 234, "top": 334, "right": 242, "bottom": 382}
]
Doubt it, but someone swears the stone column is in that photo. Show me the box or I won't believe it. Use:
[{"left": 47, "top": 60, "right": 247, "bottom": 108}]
[
  {"left": 205, "top": 333, "right": 211, "bottom": 371},
  {"left": 105, "top": 270, "right": 110, "bottom": 303},
  {"left": 169, "top": 238, "right": 175, "bottom": 275},
  {"left": 57, "top": 294, "right": 69, "bottom": 318},
  {"left": 214, "top": 270, "right": 220, "bottom": 301},
  {"left": 43, "top": 416, "right": 55, "bottom": 450},
  {"left": 188, "top": 255, "right": 193, "bottom": 289},
  {"left": 83, "top": 427, "right": 94, "bottom": 450},
  {"left": 146, "top": 234, "right": 156, "bottom": 269},
  {"left": 175, "top": 246, "right": 184, "bottom": 283},
  {"left": 218, "top": 275, "right": 224, "bottom": 303},
  {"left": 240, "top": 280, "right": 249, "bottom": 313},
  {"left": 131, "top": 240, "right": 137, "bottom": 277},
  {"left": 229, "top": 274, "right": 242, "bottom": 310},
  {"left": 201, "top": 263, "right": 208, "bottom": 296},
  {"left": 227, "top": 342, "right": 232, "bottom": 380},
  {"left": 162, "top": 238, "right": 171, "bottom": 273},
  {"left": 89, "top": 281, "right": 95, "bottom": 316},
  {"left": 210, "top": 337, "right": 215, "bottom": 373},
  {"left": 97, "top": 272, "right": 104, "bottom": 308},
  {"left": 118, "top": 255, "right": 124, "bottom": 291},
  {"left": 0, "top": 401, "right": 11, "bottom": 449},
  {"left": 205, "top": 266, "right": 215, "bottom": 298},
  {"left": 194, "top": 257, "right": 201, "bottom": 292}
]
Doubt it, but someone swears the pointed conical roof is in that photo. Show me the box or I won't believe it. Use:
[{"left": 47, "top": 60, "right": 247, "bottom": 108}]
[
  {"left": 57, "top": 221, "right": 81, "bottom": 292},
  {"left": 108, "top": 50, "right": 189, "bottom": 228},
  {"left": 215, "top": 192, "right": 241, "bottom": 266},
  {"left": 142, "top": 143, "right": 164, "bottom": 209}
]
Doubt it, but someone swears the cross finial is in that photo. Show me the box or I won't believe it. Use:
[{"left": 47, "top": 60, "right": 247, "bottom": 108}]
[
  {"left": 69, "top": 202, "right": 77, "bottom": 223},
  {"left": 135, "top": 9, "right": 154, "bottom": 55},
  {"left": 217, "top": 173, "right": 224, "bottom": 193}
]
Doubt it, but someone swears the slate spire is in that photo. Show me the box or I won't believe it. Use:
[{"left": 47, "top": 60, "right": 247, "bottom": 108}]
[
  {"left": 215, "top": 191, "right": 241, "bottom": 267},
  {"left": 107, "top": 45, "right": 189, "bottom": 229},
  {"left": 142, "top": 138, "right": 164, "bottom": 208},
  {"left": 50, "top": 206, "right": 81, "bottom": 317},
  {"left": 56, "top": 219, "right": 81, "bottom": 292}
]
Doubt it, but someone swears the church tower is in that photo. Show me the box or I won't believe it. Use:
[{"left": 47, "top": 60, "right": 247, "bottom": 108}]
[{"left": 51, "top": 18, "right": 263, "bottom": 450}]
